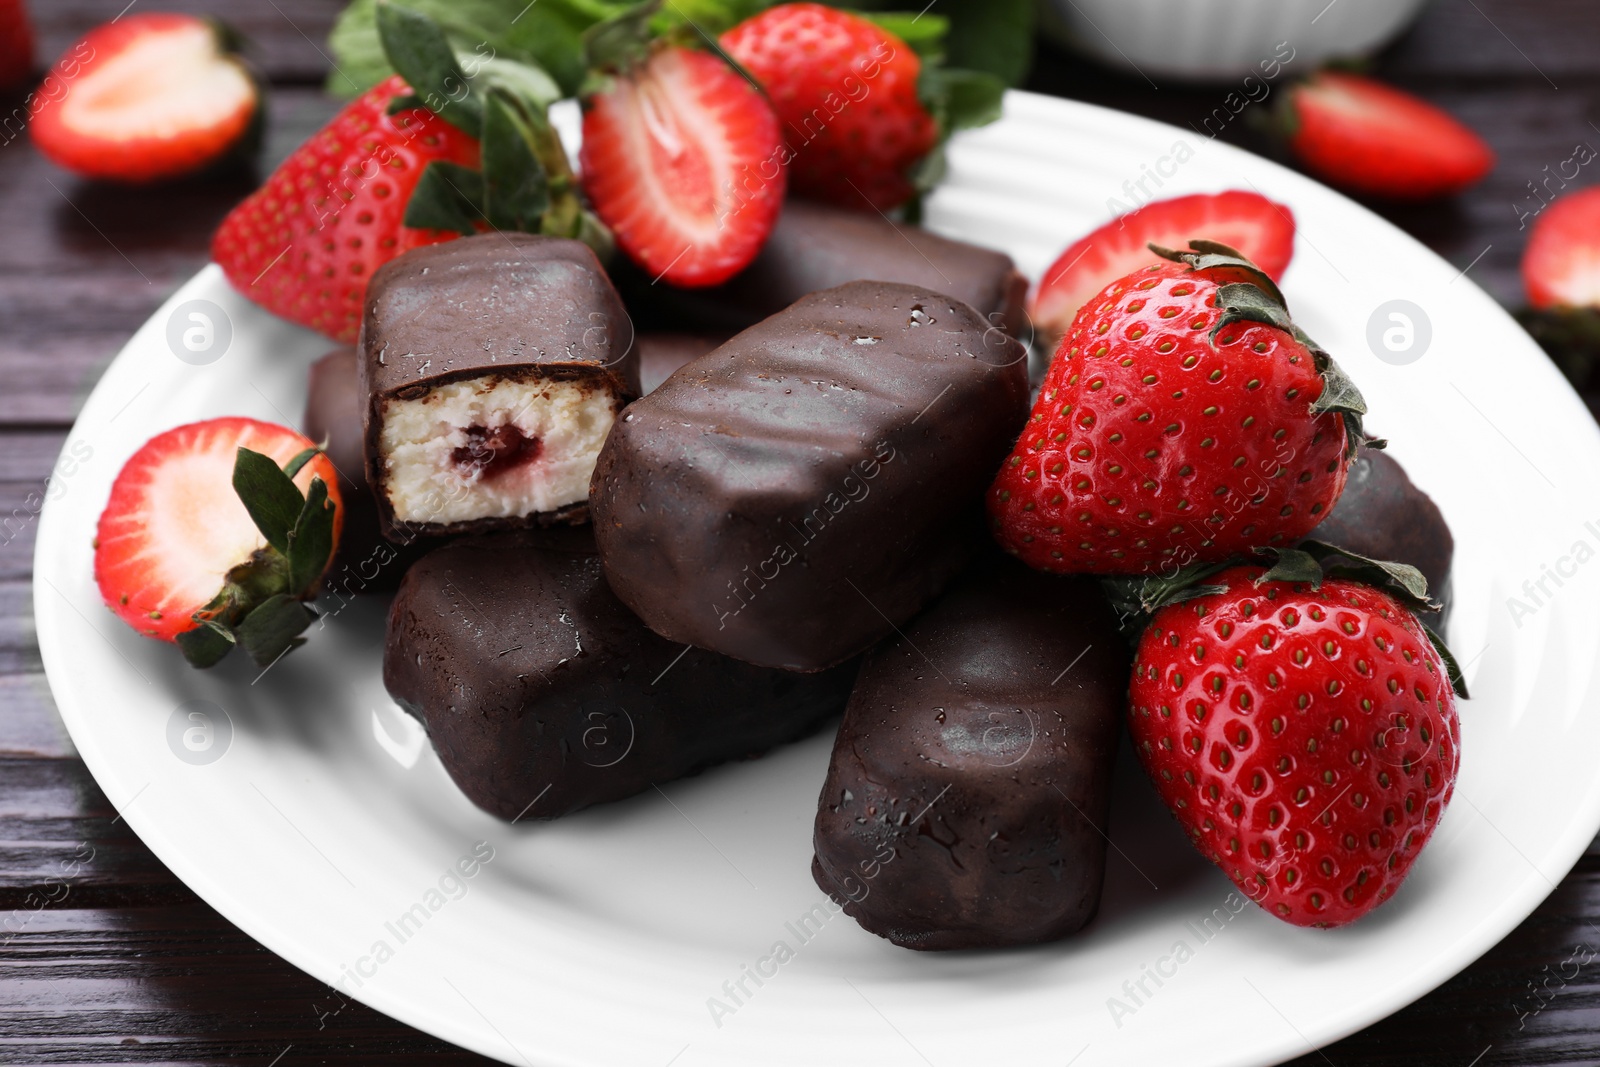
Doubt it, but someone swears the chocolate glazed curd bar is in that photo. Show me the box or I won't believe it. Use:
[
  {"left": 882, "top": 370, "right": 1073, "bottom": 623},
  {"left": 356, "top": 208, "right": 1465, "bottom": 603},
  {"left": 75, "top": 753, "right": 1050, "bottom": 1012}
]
[
  {"left": 359, "top": 233, "right": 640, "bottom": 538},
  {"left": 383, "top": 529, "right": 857, "bottom": 821},
  {"left": 590, "top": 281, "right": 1030, "bottom": 673},
  {"left": 811, "top": 556, "right": 1129, "bottom": 950},
  {"left": 614, "top": 198, "right": 1031, "bottom": 340}
]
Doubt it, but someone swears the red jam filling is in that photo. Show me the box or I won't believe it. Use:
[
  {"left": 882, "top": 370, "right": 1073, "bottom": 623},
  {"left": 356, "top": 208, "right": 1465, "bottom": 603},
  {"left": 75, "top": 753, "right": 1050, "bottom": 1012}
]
[{"left": 452, "top": 424, "right": 542, "bottom": 480}]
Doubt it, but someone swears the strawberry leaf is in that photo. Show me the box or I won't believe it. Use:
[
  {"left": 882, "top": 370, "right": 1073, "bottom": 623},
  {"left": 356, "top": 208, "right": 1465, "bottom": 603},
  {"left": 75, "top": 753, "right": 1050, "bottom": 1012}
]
[
  {"left": 1254, "top": 547, "right": 1324, "bottom": 589},
  {"left": 237, "top": 594, "right": 316, "bottom": 667},
  {"left": 287, "top": 476, "right": 338, "bottom": 594},
  {"left": 1307, "top": 342, "right": 1377, "bottom": 457},
  {"left": 1209, "top": 282, "right": 1295, "bottom": 342},
  {"left": 1267, "top": 539, "right": 1437, "bottom": 611},
  {"left": 860, "top": 11, "right": 949, "bottom": 61},
  {"left": 921, "top": 66, "right": 1004, "bottom": 135},
  {"left": 176, "top": 621, "right": 237, "bottom": 669},
  {"left": 377, "top": 1, "right": 485, "bottom": 136},
  {"left": 404, "top": 160, "right": 486, "bottom": 234},
  {"left": 1102, "top": 560, "right": 1235, "bottom": 635},
  {"left": 583, "top": 0, "right": 661, "bottom": 76},
  {"left": 1423, "top": 622, "right": 1471, "bottom": 700},
  {"left": 233, "top": 447, "right": 305, "bottom": 555},
  {"left": 474, "top": 55, "right": 563, "bottom": 111},
  {"left": 282, "top": 446, "right": 321, "bottom": 480},
  {"left": 481, "top": 90, "right": 551, "bottom": 231}
]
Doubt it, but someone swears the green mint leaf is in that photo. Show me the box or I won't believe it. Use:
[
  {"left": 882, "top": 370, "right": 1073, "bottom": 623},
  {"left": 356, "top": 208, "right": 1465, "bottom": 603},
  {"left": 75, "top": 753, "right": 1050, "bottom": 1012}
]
[
  {"left": 377, "top": 2, "right": 485, "bottom": 135},
  {"left": 481, "top": 91, "right": 552, "bottom": 231},
  {"left": 237, "top": 594, "right": 316, "bottom": 668},
  {"left": 403, "top": 160, "right": 486, "bottom": 234},
  {"left": 288, "top": 477, "right": 339, "bottom": 595},
  {"left": 232, "top": 447, "right": 305, "bottom": 555},
  {"left": 176, "top": 621, "right": 236, "bottom": 669}
]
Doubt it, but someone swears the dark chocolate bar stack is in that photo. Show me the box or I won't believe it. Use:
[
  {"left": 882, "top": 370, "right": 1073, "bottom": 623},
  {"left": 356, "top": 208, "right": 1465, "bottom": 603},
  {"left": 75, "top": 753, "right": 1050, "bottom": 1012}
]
[{"left": 299, "top": 211, "right": 1451, "bottom": 955}]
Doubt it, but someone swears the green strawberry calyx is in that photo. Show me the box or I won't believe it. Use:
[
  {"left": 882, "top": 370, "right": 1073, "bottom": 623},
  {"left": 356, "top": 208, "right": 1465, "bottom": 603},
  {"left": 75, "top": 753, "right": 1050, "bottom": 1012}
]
[
  {"left": 1103, "top": 537, "right": 1469, "bottom": 699},
  {"left": 375, "top": 2, "right": 613, "bottom": 259},
  {"left": 174, "top": 447, "right": 339, "bottom": 671},
  {"left": 1149, "top": 240, "right": 1381, "bottom": 460}
]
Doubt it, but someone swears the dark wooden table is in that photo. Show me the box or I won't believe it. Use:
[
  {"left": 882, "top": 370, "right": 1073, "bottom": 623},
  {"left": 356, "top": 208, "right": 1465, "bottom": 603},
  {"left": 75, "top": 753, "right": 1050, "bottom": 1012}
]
[{"left": 3, "top": 1, "right": 1598, "bottom": 1063}]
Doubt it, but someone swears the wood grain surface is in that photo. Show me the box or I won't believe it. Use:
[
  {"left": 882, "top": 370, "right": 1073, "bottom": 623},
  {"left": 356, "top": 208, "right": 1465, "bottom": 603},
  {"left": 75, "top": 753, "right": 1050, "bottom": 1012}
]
[{"left": 3, "top": 1, "right": 1599, "bottom": 1064}]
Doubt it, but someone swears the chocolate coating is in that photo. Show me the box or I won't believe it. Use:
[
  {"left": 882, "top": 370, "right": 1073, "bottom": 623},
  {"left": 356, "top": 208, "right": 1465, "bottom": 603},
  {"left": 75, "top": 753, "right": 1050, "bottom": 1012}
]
[
  {"left": 590, "top": 281, "right": 1030, "bottom": 672},
  {"left": 1312, "top": 446, "right": 1454, "bottom": 622},
  {"left": 811, "top": 557, "right": 1129, "bottom": 950},
  {"left": 359, "top": 233, "right": 640, "bottom": 538},
  {"left": 638, "top": 331, "right": 730, "bottom": 393},
  {"left": 303, "top": 347, "right": 430, "bottom": 592},
  {"left": 616, "top": 198, "right": 1029, "bottom": 340},
  {"left": 383, "top": 530, "right": 857, "bottom": 821}
]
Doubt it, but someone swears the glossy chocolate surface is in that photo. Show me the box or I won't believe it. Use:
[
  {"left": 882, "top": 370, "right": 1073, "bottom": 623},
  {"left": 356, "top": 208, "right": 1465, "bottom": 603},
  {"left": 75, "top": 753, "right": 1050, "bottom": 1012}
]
[
  {"left": 1313, "top": 446, "right": 1454, "bottom": 622},
  {"left": 383, "top": 530, "right": 857, "bottom": 821},
  {"left": 590, "top": 281, "right": 1030, "bottom": 672},
  {"left": 359, "top": 233, "right": 639, "bottom": 538},
  {"left": 616, "top": 198, "right": 1029, "bottom": 340},
  {"left": 812, "top": 556, "right": 1129, "bottom": 950}
]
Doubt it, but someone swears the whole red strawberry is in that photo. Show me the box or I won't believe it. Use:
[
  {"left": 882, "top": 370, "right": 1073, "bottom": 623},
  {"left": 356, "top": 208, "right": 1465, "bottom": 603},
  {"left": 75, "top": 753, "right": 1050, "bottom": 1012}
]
[
  {"left": 214, "top": 5, "right": 605, "bottom": 341},
  {"left": 211, "top": 74, "right": 478, "bottom": 343},
  {"left": 989, "top": 241, "right": 1370, "bottom": 575},
  {"left": 721, "top": 3, "right": 937, "bottom": 211},
  {"left": 581, "top": 45, "right": 785, "bottom": 287},
  {"left": 1123, "top": 550, "right": 1463, "bottom": 927}
]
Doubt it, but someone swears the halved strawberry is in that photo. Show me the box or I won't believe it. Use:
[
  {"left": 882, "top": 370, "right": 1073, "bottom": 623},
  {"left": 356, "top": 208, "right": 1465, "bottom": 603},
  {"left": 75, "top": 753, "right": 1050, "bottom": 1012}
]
[
  {"left": 1030, "top": 191, "right": 1295, "bottom": 353},
  {"left": 31, "top": 13, "right": 260, "bottom": 184},
  {"left": 94, "top": 418, "right": 343, "bottom": 668},
  {"left": 1278, "top": 71, "right": 1494, "bottom": 201},
  {"left": 580, "top": 45, "right": 786, "bottom": 287},
  {"left": 1524, "top": 186, "right": 1600, "bottom": 310}
]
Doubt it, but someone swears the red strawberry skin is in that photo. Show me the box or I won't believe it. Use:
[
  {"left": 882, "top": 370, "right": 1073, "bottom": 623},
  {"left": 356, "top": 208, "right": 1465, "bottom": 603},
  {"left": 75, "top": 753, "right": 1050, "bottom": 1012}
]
[
  {"left": 1128, "top": 567, "right": 1460, "bottom": 927},
  {"left": 95, "top": 418, "right": 342, "bottom": 642},
  {"left": 988, "top": 259, "right": 1348, "bottom": 574},
  {"left": 1285, "top": 71, "right": 1494, "bottom": 201},
  {"left": 582, "top": 46, "right": 785, "bottom": 288},
  {"left": 0, "top": 0, "right": 34, "bottom": 92},
  {"left": 30, "top": 13, "right": 259, "bottom": 183},
  {"left": 1523, "top": 185, "right": 1600, "bottom": 309},
  {"left": 211, "top": 74, "right": 478, "bottom": 343},
  {"left": 1032, "top": 191, "right": 1295, "bottom": 352},
  {"left": 721, "top": 3, "right": 936, "bottom": 212}
]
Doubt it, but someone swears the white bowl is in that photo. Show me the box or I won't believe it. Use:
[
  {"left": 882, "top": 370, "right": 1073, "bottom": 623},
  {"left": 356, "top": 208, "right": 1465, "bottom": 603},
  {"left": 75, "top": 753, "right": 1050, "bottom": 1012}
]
[{"left": 1039, "top": 0, "right": 1431, "bottom": 81}]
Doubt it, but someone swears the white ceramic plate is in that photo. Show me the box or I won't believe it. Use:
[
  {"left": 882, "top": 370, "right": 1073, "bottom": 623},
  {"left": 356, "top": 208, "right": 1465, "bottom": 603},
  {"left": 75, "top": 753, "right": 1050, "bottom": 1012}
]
[{"left": 35, "top": 91, "right": 1600, "bottom": 1067}]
